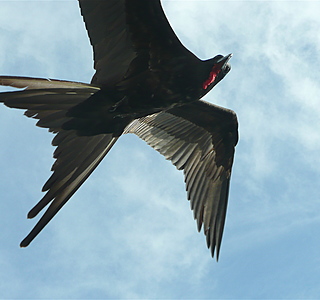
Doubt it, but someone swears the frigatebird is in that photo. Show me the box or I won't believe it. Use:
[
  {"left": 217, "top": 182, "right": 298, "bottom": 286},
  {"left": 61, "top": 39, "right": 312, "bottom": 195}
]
[{"left": 0, "top": 0, "right": 238, "bottom": 259}]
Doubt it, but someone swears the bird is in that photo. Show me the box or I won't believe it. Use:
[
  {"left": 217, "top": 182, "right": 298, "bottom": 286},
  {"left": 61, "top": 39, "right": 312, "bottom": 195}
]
[{"left": 0, "top": 0, "right": 238, "bottom": 259}]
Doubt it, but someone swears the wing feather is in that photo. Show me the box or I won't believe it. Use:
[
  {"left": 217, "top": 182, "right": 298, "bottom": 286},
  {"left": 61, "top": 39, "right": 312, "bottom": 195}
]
[
  {"left": 0, "top": 76, "right": 119, "bottom": 247},
  {"left": 78, "top": 0, "right": 196, "bottom": 85},
  {"left": 125, "top": 101, "right": 238, "bottom": 258}
]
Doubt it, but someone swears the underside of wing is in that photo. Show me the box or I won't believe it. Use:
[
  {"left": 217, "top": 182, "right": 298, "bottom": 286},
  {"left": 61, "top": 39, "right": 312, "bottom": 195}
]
[
  {"left": 78, "top": 0, "right": 135, "bottom": 85},
  {"left": 0, "top": 76, "right": 99, "bottom": 132},
  {"left": 0, "top": 76, "right": 119, "bottom": 246},
  {"left": 125, "top": 100, "right": 238, "bottom": 258},
  {"left": 0, "top": 76, "right": 99, "bottom": 90},
  {"left": 78, "top": 0, "right": 196, "bottom": 86}
]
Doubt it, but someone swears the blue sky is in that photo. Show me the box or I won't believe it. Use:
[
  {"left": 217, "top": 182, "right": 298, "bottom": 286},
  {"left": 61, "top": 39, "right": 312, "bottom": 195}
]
[{"left": 0, "top": 0, "right": 320, "bottom": 298}]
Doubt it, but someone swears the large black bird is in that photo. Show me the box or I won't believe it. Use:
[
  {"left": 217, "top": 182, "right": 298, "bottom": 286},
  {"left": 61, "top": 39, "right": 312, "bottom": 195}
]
[{"left": 0, "top": 0, "right": 238, "bottom": 259}]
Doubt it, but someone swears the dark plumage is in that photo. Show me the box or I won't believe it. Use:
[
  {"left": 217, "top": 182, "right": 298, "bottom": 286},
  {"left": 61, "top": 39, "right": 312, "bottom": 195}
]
[{"left": 0, "top": 0, "right": 238, "bottom": 259}]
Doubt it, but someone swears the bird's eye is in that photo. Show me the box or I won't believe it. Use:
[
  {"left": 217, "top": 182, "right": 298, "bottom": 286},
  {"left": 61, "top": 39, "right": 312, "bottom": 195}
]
[{"left": 223, "top": 64, "right": 231, "bottom": 74}]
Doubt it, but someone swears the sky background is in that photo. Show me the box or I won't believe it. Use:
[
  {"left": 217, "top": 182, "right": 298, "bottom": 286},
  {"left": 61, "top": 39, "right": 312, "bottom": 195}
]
[{"left": 0, "top": 0, "right": 320, "bottom": 299}]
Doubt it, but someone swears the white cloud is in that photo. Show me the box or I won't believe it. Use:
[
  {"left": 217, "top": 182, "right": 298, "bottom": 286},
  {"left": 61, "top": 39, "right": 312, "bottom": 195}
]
[{"left": 0, "top": 0, "right": 320, "bottom": 298}]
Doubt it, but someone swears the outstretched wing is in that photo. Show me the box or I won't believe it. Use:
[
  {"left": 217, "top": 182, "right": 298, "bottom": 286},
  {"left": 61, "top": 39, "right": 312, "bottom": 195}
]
[
  {"left": 0, "top": 76, "right": 119, "bottom": 246},
  {"left": 78, "top": 0, "right": 196, "bottom": 86},
  {"left": 125, "top": 100, "right": 238, "bottom": 258}
]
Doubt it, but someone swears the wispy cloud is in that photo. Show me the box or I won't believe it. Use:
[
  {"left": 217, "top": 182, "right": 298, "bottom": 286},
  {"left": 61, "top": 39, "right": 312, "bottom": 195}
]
[{"left": 0, "top": 1, "right": 320, "bottom": 298}]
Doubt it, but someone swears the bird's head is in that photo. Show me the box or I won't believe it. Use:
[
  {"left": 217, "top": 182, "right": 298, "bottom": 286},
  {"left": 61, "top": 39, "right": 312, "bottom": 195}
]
[{"left": 201, "top": 53, "right": 232, "bottom": 95}]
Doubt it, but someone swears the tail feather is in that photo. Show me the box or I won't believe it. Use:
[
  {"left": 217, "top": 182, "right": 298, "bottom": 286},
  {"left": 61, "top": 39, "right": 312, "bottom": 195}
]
[{"left": 0, "top": 76, "right": 122, "bottom": 246}]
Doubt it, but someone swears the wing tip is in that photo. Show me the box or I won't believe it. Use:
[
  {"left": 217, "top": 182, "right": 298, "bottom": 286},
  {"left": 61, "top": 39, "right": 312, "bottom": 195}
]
[
  {"left": 27, "top": 208, "right": 38, "bottom": 219},
  {"left": 20, "top": 237, "right": 31, "bottom": 248}
]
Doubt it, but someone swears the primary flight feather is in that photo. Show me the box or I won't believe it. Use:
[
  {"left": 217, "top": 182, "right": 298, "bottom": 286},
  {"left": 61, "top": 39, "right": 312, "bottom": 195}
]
[{"left": 0, "top": 0, "right": 238, "bottom": 259}]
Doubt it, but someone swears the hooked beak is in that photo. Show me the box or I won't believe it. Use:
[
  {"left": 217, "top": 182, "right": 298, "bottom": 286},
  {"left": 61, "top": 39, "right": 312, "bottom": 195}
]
[
  {"left": 217, "top": 53, "right": 232, "bottom": 74},
  {"left": 217, "top": 53, "right": 233, "bottom": 64},
  {"left": 202, "top": 53, "right": 233, "bottom": 91}
]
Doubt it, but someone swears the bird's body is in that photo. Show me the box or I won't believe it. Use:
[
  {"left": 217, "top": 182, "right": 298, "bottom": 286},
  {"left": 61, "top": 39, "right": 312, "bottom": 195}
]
[
  {"left": 64, "top": 53, "right": 231, "bottom": 137},
  {"left": 0, "top": 0, "right": 238, "bottom": 258}
]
